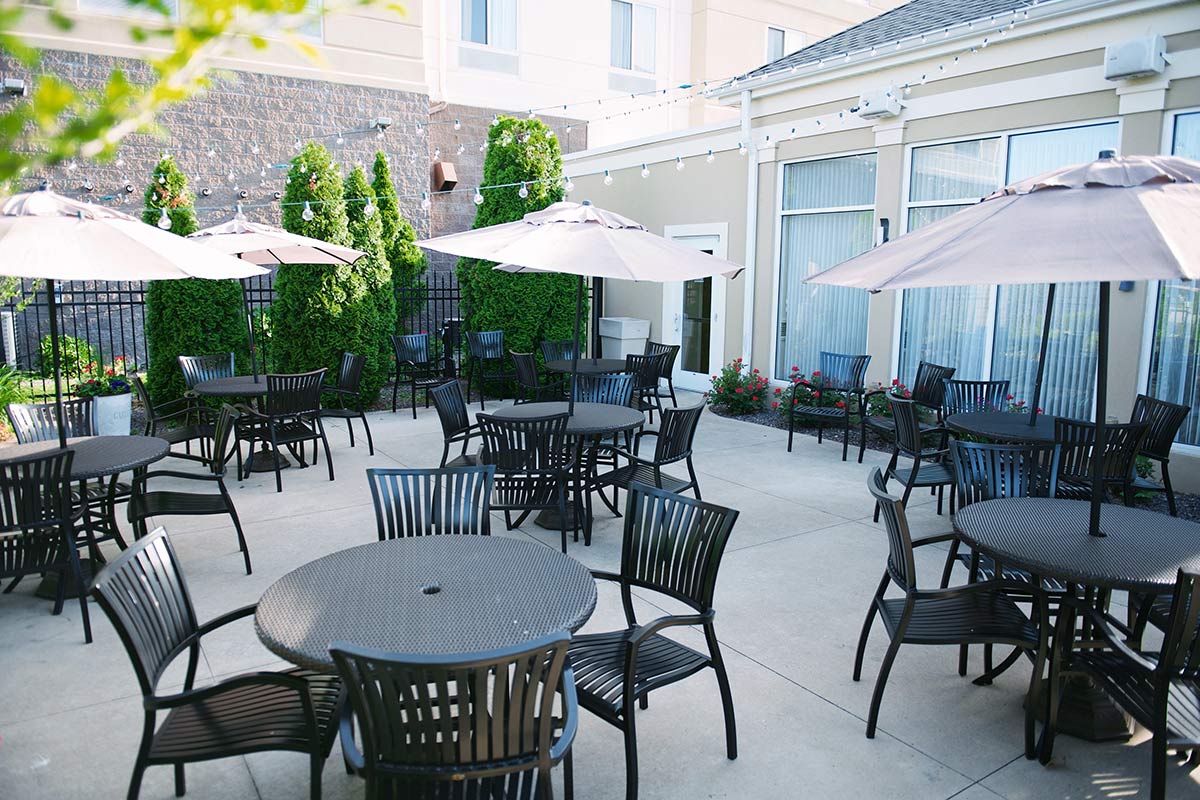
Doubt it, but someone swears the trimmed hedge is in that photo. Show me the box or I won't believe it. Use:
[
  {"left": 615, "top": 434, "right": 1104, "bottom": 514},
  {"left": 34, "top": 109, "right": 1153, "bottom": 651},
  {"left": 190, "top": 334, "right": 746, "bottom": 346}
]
[
  {"left": 343, "top": 163, "right": 394, "bottom": 400},
  {"left": 456, "top": 116, "right": 584, "bottom": 362},
  {"left": 141, "top": 155, "right": 246, "bottom": 404},
  {"left": 372, "top": 151, "right": 426, "bottom": 330}
]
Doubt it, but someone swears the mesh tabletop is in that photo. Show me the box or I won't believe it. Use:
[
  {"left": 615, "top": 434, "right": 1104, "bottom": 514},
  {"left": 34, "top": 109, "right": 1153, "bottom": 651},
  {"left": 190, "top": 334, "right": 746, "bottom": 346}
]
[
  {"left": 0, "top": 436, "right": 169, "bottom": 479},
  {"left": 946, "top": 412, "right": 1057, "bottom": 444},
  {"left": 954, "top": 498, "right": 1200, "bottom": 593},
  {"left": 255, "top": 536, "right": 598, "bottom": 673},
  {"left": 193, "top": 376, "right": 269, "bottom": 397},
  {"left": 487, "top": 401, "right": 645, "bottom": 436},
  {"left": 545, "top": 358, "right": 627, "bottom": 376}
]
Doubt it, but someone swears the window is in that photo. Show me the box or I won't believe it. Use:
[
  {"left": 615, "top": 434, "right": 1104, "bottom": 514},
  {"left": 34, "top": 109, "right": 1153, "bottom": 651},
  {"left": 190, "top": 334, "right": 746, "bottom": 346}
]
[
  {"left": 611, "top": 1, "right": 655, "bottom": 73},
  {"left": 767, "top": 27, "right": 786, "bottom": 62},
  {"left": 1146, "top": 110, "right": 1200, "bottom": 446},
  {"left": 462, "top": 0, "right": 516, "bottom": 49},
  {"left": 896, "top": 122, "right": 1119, "bottom": 418},
  {"left": 775, "top": 154, "right": 876, "bottom": 379},
  {"left": 78, "top": 0, "right": 179, "bottom": 20}
]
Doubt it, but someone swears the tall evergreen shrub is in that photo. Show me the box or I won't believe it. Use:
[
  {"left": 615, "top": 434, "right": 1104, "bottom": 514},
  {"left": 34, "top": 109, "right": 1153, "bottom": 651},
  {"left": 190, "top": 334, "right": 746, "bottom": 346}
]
[
  {"left": 456, "top": 116, "right": 584, "bottom": 360},
  {"left": 371, "top": 151, "right": 426, "bottom": 330},
  {"left": 343, "top": 163, "right": 394, "bottom": 399},
  {"left": 142, "top": 154, "right": 246, "bottom": 404}
]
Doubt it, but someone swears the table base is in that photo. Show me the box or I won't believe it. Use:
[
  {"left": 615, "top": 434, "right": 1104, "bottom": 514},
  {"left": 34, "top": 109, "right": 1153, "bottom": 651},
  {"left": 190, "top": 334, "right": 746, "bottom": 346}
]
[
  {"left": 36, "top": 558, "right": 98, "bottom": 601},
  {"left": 246, "top": 444, "right": 292, "bottom": 473},
  {"left": 1031, "top": 675, "right": 1132, "bottom": 743},
  {"left": 535, "top": 507, "right": 588, "bottom": 534}
]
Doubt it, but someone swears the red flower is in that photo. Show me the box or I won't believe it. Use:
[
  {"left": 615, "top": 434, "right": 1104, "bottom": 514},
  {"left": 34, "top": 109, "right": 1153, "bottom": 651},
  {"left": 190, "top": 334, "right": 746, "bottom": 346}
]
[
  {"left": 774, "top": 387, "right": 782, "bottom": 395},
  {"left": 716, "top": 387, "right": 723, "bottom": 393},
  {"left": 735, "top": 387, "right": 744, "bottom": 394},
  {"left": 812, "top": 371, "right": 821, "bottom": 377},
  {"left": 711, "top": 375, "right": 717, "bottom": 380},
  {"left": 771, "top": 401, "right": 779, "bottom": 409},
  {"left": 892, "top": 378, "right": 899, "bottom": 385},
  {"left": 1036, "top": 407, "right": 1043, "bottom": 414},
  {"left": 751, "top": 396, "right": 758, "bottom": 401},
  {"left": 1006, "top": 394, "right": 1014, "bottom": 401},
  {"left": 812, "top": 391, "right": 821, "bottom": 398},
  {"left": 106, "top": 368, "right": 115, "bottom": 377},
  {"left": 903, "top": 390, "right": 911, "bottom": 398},
  {"left": 752, "top": 368, "right": 759, "bottom": 374},
  {"left": 835, "top": 400, "right": 845, "bottom": 409}
]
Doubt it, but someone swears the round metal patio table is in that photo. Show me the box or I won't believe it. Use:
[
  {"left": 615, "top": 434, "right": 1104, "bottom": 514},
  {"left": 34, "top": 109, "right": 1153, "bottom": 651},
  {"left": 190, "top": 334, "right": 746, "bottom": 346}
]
[
  {"left": 954, "top": 497, "right": 1200, "bottom": 744},
  {"left": 946, "top": 411, "right": 1057, "bottom": 444},
  {"left": 545, "top": 358, "right": 627, "bottom": 376},
  {"left": 254, "top": 536, "right": 597, "bottom": 673}
]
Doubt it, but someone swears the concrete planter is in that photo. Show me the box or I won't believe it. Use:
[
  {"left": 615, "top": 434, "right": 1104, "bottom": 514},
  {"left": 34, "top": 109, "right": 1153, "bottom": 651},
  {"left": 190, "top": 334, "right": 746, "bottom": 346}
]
[{"left": 93, "top": 392, "right": 132, "bottom": 436}]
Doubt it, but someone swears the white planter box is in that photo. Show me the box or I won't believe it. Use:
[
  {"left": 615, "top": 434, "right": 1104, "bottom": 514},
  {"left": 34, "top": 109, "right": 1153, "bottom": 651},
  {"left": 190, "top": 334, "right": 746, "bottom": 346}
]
[
  {"left": 598, "top": 316, "right": 651, "bottom": 360},
  {"left": 93, "top": 393, "right": 132, "bottom": 436}
]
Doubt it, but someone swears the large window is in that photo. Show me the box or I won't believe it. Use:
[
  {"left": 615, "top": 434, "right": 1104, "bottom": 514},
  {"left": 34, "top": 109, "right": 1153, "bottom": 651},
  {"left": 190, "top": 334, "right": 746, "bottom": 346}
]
[
  {"left": 774, "top": 154, "right": 876, "bottom": 379},
  {"left": 1147, "top": 111, "right": 1200, "bottom": 446},
  {"left": 767, "top": 27, "right": 786, "bottom": 62},
  {"left": 462, "top": 0, "right": 516, "bottom": 49},
  {"left": 896, "top": 121, "right": 1119, "bottom": 418},
  {"left": 611, "top": 1, "right": 655, "bottom": 73},
  {"left": 78, "top": 0, "right": 179, "bottom": 20}
]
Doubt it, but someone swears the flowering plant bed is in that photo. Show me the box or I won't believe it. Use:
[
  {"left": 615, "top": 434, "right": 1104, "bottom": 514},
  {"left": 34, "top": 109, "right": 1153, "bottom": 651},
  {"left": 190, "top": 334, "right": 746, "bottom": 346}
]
[
  {"left": 72, "top": 357, "right": 131, "bottom": 397},
  {"left": 706, "top": 358, "right": 769, "bottom": 415}
]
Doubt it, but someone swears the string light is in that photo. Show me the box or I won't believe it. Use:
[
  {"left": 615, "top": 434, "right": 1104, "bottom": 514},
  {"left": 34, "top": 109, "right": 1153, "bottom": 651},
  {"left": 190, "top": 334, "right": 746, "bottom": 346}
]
[
  {"left": 156, "top": 208, "right": 171, "bottom": 229},
  {"left": 706, "top": 149, "right": 715, "bottom": 164},
  {"left": 301, "top": 201, "right": 314, "bottom": 221},
  {"left": 640, "top": 164, "right": 650, "bottom": 178},
  {"left": 363, "top": 199, "right": 375, "bottom": 217},
  {"left": 473, "top": 187, "right": 484, "bottom": 205},
  {"left": 563, "top": 176, "right": 575, "bottom": 193},
  {"left": 453, "top": 119, "right": 461, "bottom": 131},
  {"left": 421, "top": 192, "right": 432, "bottom": 210},
  {"left": 675, "top": 156, "right": 685, "bottom": 171},
  {"left": 603, "top": 169, "right": 613, "bottom": 186},
  {"left": 738, "top": 142, "right": 748, "bottom": 156},
  {"left": 518, "top": 182, "right": 529, "bottom": 198}
]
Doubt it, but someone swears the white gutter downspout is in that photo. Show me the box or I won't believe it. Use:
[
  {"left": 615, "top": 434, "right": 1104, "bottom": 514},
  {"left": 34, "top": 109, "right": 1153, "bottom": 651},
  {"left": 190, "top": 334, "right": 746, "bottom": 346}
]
[{"left": 740, "top": 88, "right": 758, "bottom": 366}]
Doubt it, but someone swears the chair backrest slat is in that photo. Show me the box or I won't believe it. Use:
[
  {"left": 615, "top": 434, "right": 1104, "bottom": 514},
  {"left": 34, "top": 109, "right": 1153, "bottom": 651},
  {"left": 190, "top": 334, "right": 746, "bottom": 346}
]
[
  {"left": 1161, "top": 569, "right": 1200, "bottom": 679},
  {"left": 431, "top": 380, "right": 471, "bottom": 437},
  {"left": 942, "top": 379, "right": 1010, "bottom": 415},
  {"left": 336, "top": 352, "right": 366, "bottom": 393},
  {"left": 572, "top": 373, "right": 633, "bottom": 406},
  {"left": 476, "top": 413, "right": 569, "bottom": 473},
  {"left": 888, "top": 396, "right": 926, "bottom": 456},
  {"left": 1130, "top": 394, "right": 1190, "bottom": 462},
  {"left": 264, "top": 369, "right": 326, "bottom": 417},
  {"left": 209, "top": 404, "right": 240, "bottom": 476},
  {"left": 652, "top": 404, "right": 704, "bottom": 462},
  {"left": 867, "top": 468, "right": 917, "bottom": 591},
  {"left": 330, "top": 633, "right": 573, "bottom": 782},
  {"left": 392, "top": 333, "right": 431, "bottom": 366},
  {"left": 620, "top": 483, "right": 738, "bottom": 612},
  {"left": 951, "top": 441, "right": 1060, "bottom": 508},
  {"left": 467, "top": 330, "right": 505, "bottom": 361},
  {"left": 625, "top": 353, "right": 667, "bottom": 393},
  {"left": 1054, "top": 418, "right": 1148, "bottom": 485},
  {"left": 643, "top": 341, "right": 680, "bottom": 379},
  {"left": 178, "top": 353, "right": 234, "bottom": 389},
  {"left": 910, "top": 361, "right": 957, "bottom": 410},
  {"left": 367, "top": 466, "right": 496, "bottom": 540},
  {"left": 818, "top": 351, "right": 871, "bottom": 391},
  {"left": 539, "top": 340, "right": 575, "bottom": 363},
  {"left": 511, "top": 352, "right": 541, "bottom": 392},
  {"left": 0, "top": 449, "right": 75, "bottom": 578},
  {"left": 7, "top": 398, "right": 95, "bottom": 443}
]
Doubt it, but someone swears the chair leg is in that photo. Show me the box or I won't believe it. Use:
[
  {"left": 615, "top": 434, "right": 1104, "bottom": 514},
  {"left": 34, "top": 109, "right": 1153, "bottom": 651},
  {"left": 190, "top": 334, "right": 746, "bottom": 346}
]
[
  {"left": 317, "top": 424, "right": 335, "bottom": 482},
  {"left": 71, "top": 551, "right": 92, "bottom": 644},
  {"left": 564, "top": 749, "right": 574, "bottom": 800},
  {"left": 705, "top": 623, "right": 737, "bottom": 760},
  {"left": 866, "top": 633, "right": 904, "bottom": 739},
  {"left": 269, "top": 427, "right": 283, "bottom": 493},
  {"left": 174, "top": 763, "right": 185, "bottom": 797},
  {"left": 857, "top": 419, "right": 868, "bottom": 464},
  {"left": 622, "top": 702, "right": 639, "bottom": 800},
  {"left": 1162, "top": 463, "right": 1177, "bottom": 517},
  {"left": 391, "top": 372, "right": 398, "bottom": 413},
  {"left": 1150, "top": 731, "right": 1167, "bottom": 800},
  {"left": 787, "top": 408, "right": 795, "bottom": 453},
  {"left": 841, "top": 413, "right": 850, "bottom": 461},
  {"left": 667, "top": 379, "right": 677, "bottom": 407},
  {"left": 411, "top": 379, "right": 418, "bottom": 420},
  {"left": 853, "top": 575, "right": 887, "bottom": 682},
  {"left": 310, "top": 751, "right": 323, "bottom": 800},
  {"left": 558, "top": 481, "right": 568, "bottom": 554},
  {"left": 227, "top": 500, "right": 252, "bottom": 575},
  {"left": 345, "top": 417, "right": 355, "bottom": 449},
  {"left": 939, "top": 539, "right": 961, "bottom": 589},
  {"left": 899, "top": 458, "right": 920, "bottom": 509},
  {"left": 360, "top": 412, "right": 374, "bottom": 456},
  {"left": 873, "top": 450, "right": 900, "bottom": 524}
]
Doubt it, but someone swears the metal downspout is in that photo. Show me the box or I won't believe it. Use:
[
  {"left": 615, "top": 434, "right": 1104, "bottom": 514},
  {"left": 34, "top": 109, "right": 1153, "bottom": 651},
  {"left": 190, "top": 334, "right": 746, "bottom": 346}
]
[{"left": 740, "top": 88, "right": 757, "bottom": 366}]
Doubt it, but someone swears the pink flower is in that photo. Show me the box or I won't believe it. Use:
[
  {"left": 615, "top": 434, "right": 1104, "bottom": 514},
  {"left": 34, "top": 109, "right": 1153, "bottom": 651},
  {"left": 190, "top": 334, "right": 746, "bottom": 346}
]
[
  {"left": 771, "top": 401, "right": 779, "bottom": 409},
  {"left": 812, "top": 371, "right": 821, "bottom": 377},
  {"left": 892, "top": 378, "right": 899, "bottom": 385},
  {"left": 751, "top": 395, "right": 758, "bottom": 401},
  {"left": 735, "top": 387, "right": 744, "bottom": 394}
]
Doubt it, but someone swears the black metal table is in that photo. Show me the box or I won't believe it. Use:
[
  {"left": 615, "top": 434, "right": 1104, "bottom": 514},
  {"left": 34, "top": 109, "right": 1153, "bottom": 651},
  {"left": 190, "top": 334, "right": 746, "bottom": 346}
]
[
  {"left": 954, "top": 497, "right": 1200, "bottom": 742},
  {"left": 545, "top": 358, "right": 627, "bottom": 376},
  {"left": 0, "top": 436, "right": 170, "bottom": 598},
  {"left": 192, "top": 375, "right": 287, "bottom": 472},
  {"left": 946, "top": 411, "right": 1057, "bottom": 444},
  {"left": 254, "top": 536, "right": 597, "bottom": 673}
]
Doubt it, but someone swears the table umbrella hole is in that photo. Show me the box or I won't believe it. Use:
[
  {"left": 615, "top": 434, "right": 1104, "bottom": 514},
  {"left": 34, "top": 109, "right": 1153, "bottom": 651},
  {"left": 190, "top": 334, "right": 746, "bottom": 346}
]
[{"left": 421, "top": 584, "right": 442, "bottom": 595}]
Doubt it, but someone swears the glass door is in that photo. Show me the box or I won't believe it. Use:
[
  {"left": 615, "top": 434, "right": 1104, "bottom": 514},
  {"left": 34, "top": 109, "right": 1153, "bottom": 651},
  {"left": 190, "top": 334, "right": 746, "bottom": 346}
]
[{"left": 661, "top": 228, "right": 727, "bottom": 392}]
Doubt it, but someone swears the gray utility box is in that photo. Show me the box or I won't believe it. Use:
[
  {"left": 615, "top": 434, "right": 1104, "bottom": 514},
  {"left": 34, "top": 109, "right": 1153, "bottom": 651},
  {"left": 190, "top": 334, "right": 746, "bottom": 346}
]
[{"left": 598, "top": 316, "right": 651, "bottom": 360}]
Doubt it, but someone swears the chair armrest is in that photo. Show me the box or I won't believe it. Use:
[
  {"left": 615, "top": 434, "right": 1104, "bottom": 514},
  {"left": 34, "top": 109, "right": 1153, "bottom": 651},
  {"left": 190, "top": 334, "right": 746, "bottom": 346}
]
[
  {"left": 548, "top": 671, "right": 579, "bottom": 762},
  {"left": 910, "top": 532, "right": 959, "bottom": 548},
  {"left": 628, "top": 610, "right": 714, "bottom": 647},
  {"left": 339, "top": 701, "right": 366, "bottom": 772},
  {"left": 151, "top": 669, "right": 310, "bottom": 711},
  {"left": 138, "top": 469, "right": 221, "bottom": 484},
  {"left": 589, "top": 569, "right": 624, "bottom": 584},
  {"left": 862, "top": 388, "right": 887, "bottom": 402},
  {"left": 152, "top": 406, "right": 197, "bottom": 424},
  {"left": 194, "top": 603, "right": 258, "bottom": 639},
  {"left": 1060, "top": 595, "right": 1158, "bottom": 674}
]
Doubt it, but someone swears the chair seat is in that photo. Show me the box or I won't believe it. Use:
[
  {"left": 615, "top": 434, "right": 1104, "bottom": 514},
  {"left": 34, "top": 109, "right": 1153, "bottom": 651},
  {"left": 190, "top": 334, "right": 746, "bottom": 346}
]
[
  {"left": 319, "top": 407, "right": 363, "bottom": 419},
  {"left": 892, "top": 461, "right": 954, "bottom": 487},
  {"left": 75, "top": 481, "right": 132, "bottom": 502},
  {"left": 444, "top": 453, "right": 479, "bottom": 468},
  {"left": 791, "top": 404, "right": 847, "bottom": 419},
  {"left": 955, "top": 552, "right": 1068, "bottom": 594},
  {"left": 1056, "top": 477, "right": 1125, "bottom": 499},
  {"left": 864, "top": 416, "right": 938, "bottom": 435},
  {"left": 160, "top": 424, "right": 213, "bottom": 447},
  {"left": 879, "top": 590, "right": 1038, "bottom": 647},
  {"left": 596, "top": 462, "right": 691, "bottom": 494},
  {"left": 243, "top": 419, "right": 320, "bottom": 445},
  {"left": 148, "top": 668, "right": 340, "bottom": 763},
  {"left": 569, "top": 630, "right": 710, "bottom": 718},
  {"left": 129, "top": 490, "right": 231, "bottom": 519},
  {"left": 1130, "top": 475, "right": 1167, "bottom": 493},
  {"left": 1074, "top": 651, "right": 1200, "bottom": 746}
]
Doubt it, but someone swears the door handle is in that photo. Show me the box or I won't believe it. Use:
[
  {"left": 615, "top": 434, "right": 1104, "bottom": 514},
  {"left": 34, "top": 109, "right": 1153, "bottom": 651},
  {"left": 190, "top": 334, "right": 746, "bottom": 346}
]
[{"left": 673, "top": 313, "right": 680, "bottom": 332}]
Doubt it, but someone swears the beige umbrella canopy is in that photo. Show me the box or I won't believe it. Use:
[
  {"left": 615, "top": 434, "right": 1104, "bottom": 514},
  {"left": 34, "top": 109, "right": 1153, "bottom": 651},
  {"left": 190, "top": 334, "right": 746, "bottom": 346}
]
[
  {"left": 806, "top": 152, "right": 1200, "bottom": 537},
  {"left": 0, "top": 189, "right": 268, "bottom": 447},
  {"left": 187, "top": 215, "right": 365, "bottom": 266}
]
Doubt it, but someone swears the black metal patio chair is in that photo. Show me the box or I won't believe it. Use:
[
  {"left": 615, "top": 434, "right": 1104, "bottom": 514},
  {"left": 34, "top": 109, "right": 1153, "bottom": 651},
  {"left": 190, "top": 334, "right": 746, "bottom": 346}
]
[
  {"left": 321, "top": 351, "right": 374, "bottom": 455},
  {"left": 366, "top": 465, "right": 496, "bottom": 539},
  {"left": 430, "top": 380, "right": 481, "bottom": 468},
  {"left": 643, "top": 341, "right": 680, "bottom": 408},
  {"left": 787, "top": 351, "right": 870, "bottom": 461},
  {"left": 874, "top": 396, "right": 956, "bottom": 521},
  {"left": 626, "top": 352, "right": 669, "bottom": 423},
  {"left": 7, "top": 397, "right": 94, "bottom": 443},
  {"left": 570, "top": 483, "right": 739, "bottom": 800},
  {"left": 476, "top": 411, "right": 575, "bottom": 553},
  {"left": 513, "top": 350, "right": 565, "bottom": 403},
  {"left": 127, "top": 404, "right": 252, "bottom": 575},
  {"left": 90, "top": 527, "right": 341, "bottom": 800},
  {"left": 331, "top": 632, "right": 577, "bottom": 800},
  {"left": 235, "top": 369, "right": 333, "bottom": 493},
  {"left": 856, "top": 468, "right": 1048, "bottom": 755},
  {"left": 390, "top": 333, "right": 443, "bottom": 419},
  {"left": 1128, "top": 393, "right": 1190, "bottom": 516},
  {"left": 1053, "top": 417, "right": 1148, "bottom": 504},
  {"left": 133, "top": 375, "right": 212, "bottom": 462},
  {"left": 0, "top": 448, "right": 90, "bottom": 643},
  {"left": 540, "top": 339, "right": 576, "bottom": 363},
  {"left": 1041, "top": 568, "right": 1200, "bottom": 800},
  {"left": 858, "top": 361, "right": 956, "bottom": 464},
  {"left": 572, "top": 372, "right": 634, "bottom": 406},
  {"left": 941, "top": 378, "right": 1010, "bottom": 416},
  {"left": 177, "top": 353, "right": 235, "bottom": 391},
  {"left": 466, "top": 330, "right": 516, "bottom": 410}
]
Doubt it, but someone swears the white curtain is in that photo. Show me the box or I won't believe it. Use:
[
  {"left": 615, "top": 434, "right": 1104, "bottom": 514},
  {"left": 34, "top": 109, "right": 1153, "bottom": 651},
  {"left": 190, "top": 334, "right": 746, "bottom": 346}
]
[
  {"left": 491, "top": 0, "right": 516, "bottom": 49},
  {"left": 632, "top": 4, "right": 655, "bottom": 73},
  {"left": 462, "top": 0, "right": 487, "bottom": 43},
  {"left": 611, "top": 1, "right": 632, "bottom": 69}
]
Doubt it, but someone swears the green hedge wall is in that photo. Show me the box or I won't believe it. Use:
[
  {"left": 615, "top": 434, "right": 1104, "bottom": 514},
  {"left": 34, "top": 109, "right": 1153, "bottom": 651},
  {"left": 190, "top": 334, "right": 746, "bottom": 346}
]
[
  {"left": 456, "top": 116, "right": 585, "bottom": 362},
  {"left": 372, "top": 151, "right": 426, "bottom": 330}
]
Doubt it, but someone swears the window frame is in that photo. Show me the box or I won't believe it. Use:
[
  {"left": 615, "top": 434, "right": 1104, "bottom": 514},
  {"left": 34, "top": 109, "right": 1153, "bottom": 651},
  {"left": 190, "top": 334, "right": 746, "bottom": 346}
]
[
  {"left": 892, "top": 116, "right": 1122, "bottom": 414},
  {"left": 459, "top": 0, "right": 519, "bottom": 53},
  {"left": 769, "top": 148, "right": 878, "bottom": 383},
  {"left": 258, "top": 0, "right": 324, "bottom": 43},
  {"left": 610, "top": 0, "right": 656, "bottom": 75},
  {"left": 1137, "top": 105, "right": 1200, "bottom": 454},
  {"left": 76, "top": 0, "right": 180, "bottom": 22},
  {"left": 766, "top": 26, "right": 786, "bottom": 63}
]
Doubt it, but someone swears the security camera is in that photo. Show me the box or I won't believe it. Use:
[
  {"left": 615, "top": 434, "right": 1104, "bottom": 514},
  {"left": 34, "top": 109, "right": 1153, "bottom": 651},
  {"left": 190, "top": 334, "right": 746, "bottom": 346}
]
[
  {"left": 237, "top": 189, "right": 248, "bottom": 199},
  {"left": 272, "top": 191, "right": 282, "bottom": 200},
  {"left": 201, "top": 187, "right": 212, "bottom": 197},
  {"left": 124, "top": 183, "right": 135, "bottom": 194}
]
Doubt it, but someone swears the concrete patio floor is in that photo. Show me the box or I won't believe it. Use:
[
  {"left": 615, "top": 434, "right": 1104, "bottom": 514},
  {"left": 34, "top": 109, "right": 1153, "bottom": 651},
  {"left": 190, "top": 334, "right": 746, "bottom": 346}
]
[{"left": 1, "top": 393, "right": 1197, "bottom": 800}]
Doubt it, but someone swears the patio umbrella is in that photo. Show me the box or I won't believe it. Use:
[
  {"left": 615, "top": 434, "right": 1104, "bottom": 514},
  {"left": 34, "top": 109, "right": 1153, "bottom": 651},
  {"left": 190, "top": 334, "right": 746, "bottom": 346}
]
[
  {"left": 417, "top": 201, "right": 743, "bottom": 413},
  {"left": 0, "top": 188, "right": 268, "bottom": 448},
  {"left": 188, "top": 214, "right": 365, "bottom": 378},
  {"left": 806, "top": 152, "right": 1200, "bottom": 535}
]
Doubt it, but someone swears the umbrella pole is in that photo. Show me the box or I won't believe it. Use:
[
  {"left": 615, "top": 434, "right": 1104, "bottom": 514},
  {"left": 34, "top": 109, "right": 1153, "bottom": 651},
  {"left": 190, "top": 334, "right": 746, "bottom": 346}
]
[
  {"left": 569, "top": 275, "right": 583, "bottom": 416},
  {"left": 46, "top": 279, "right": 68, "bottom": 449},
  {"left": 1089, "top": 281, "right": 1110, "bottom": 537},
  {"left": 241, "top": 276, "right": 258, "bottom": 380},
  {"left": 1028, "top": 283, "right": 1055, "bottom": 426}
]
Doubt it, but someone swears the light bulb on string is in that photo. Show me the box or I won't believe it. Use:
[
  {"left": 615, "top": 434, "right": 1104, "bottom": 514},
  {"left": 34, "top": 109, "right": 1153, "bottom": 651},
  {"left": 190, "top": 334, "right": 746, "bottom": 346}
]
[
  {"left": 640, "top": 164, "right": 650, "bottom": 178},
  {"left": 115, "top": 157, "right": 124, "bottom": 167},
  {"left": 433, "top": 147, "right": 441, "bottom": 160},
  {"left": 376, "top": 128, "right": 385, "bottom": 140},
  {"left": 479, "top": 143, "right": 487, "bottom": 153},
  {"left": 982, "top": 37, "right": 989, "bottom": 48},
  {"left": 456, "top": 144, "right": 465, "bottom": 155},
  {"left": 706, "top": 149, "right": 715, "bottom": 164},
  {"left": 738, "top": 142, "right": 748, "bottom": 156},
  {"left": 363, "top": 199, "right": 376, "bottom": 217},
  {"left": 207, "top": 148, "right": 216, "bottom": 158},
  {"left": 518, "top": 182, "right": 529, "bottom": 198},
  {"left": 158, "top": 175, "right": 166, "bottom": 185},
  {"left": 336, "top": 134, "right": 345, "bottom": 145},
  {"left": 563, "top": 176, "right": 574, "bottom": 193},
  {"left": 565, "top": 124, "right": 572, "bottom": 135},
  {"left": 252, "top": 141, "right": 260, "bottom": 154},
  {"left": 895, "top": 40, "right": 901, "bottom": 50},
  {"left": 227, "top": 170, "right": 235, "bottom": 181},
  {"left": 157, "top": 208, "right": 172, "bottom": 229},
  {"left": 421, "top": 192, "right": 432, "bottom": 210},
  {"left": 294, "top": 138, "right": 303, "bottom": 149},
  {"left": 260, "top": 167, "right": 267, "bottom": 177},
  {"left": 603, "top": 170, "right": 613, "bottom": 186},
  {"left": 546, "top": 129, "right": 556, "bottom": 140},
  {"left": 491, "top": 114, "right": 499, "bottom": 126},
  {"left": 302, "top": 201, "right": 314, "bottom": 221},
  {"left": 473, "top": 187, "right": 484, "bottom": 205},
  {"left": 453, "top": 119, "right": 461, "bottom": 131},
  {"left": 675, "top": 156, "right": 685, "bottom": 171}
]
